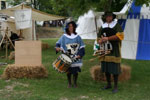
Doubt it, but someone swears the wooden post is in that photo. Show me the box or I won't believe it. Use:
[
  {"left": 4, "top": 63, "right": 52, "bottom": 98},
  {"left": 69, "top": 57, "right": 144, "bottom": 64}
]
[
  {"left": 19, "top": 4, "right": 24, "bottom": 39},
  {"left": 19, "top": 29, "right": 23, "bottom": 38},
  {"left": 0, "top": 0, "right": 1, "bottom": 10},
  {"left": 0, "top": 28, "right": 15, "bottom": 59},
  {"left": 0, "top": 28, "right": 14, "bottom": 49},
  {"left": 32, "top": 20, "right": 34, "bottom": 40},
  {"left": 5, "top": 27, "right": 8, "bottom": 59},
  {"left": 104, "top": 0, "right": 113, "bottom": 11},
  {"left": 0, "top": 32, "right": 5, "bottom": 47},
  {"left": 6, "top": 30, "right": 15, "bottom": 49},
  {"left": 94, "top": 16, "right": 98, "bottom": 33}
]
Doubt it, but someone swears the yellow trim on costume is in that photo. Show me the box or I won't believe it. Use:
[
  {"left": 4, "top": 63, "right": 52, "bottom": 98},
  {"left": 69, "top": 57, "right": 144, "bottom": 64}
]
[
  {"left": 116, "top": 32, "right": 124, "bottom": 40},
  {"left": 99, "top": 56, "right": 121, "bottom": 63}
]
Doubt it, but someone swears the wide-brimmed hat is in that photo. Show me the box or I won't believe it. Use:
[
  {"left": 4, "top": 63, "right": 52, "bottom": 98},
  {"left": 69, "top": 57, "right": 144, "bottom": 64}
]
[{"left": 102, "top": 11, "right": 116, "bottom": 22}]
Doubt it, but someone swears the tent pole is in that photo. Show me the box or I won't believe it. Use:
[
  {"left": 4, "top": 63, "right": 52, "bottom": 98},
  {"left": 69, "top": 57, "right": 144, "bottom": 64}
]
[
  {"left": 5, "top": 27, "right": 9, "bottom": 59},
  {"left": 94, "top": 16, "right": 98, "bottom": 34},
  {"left": 19, "top": 4, "right": 24, "bottom": 40},
  {"left": 0, "top": 31, "right": 6, "bottom": 47},
  {"left": 32, "top": 20, "right": 35, "bottom": 40},
  {"left": 32, "top": 20, "right": 33, "bottom": 40},
  {"left": 34, "top": 20, "right": 36, "bottom": 40},
  {"left": 19, "top": 30, "right": 23, "bottom": 38},
  {"left": 32, "top": 20, "right": 36, "bottom": 40}
]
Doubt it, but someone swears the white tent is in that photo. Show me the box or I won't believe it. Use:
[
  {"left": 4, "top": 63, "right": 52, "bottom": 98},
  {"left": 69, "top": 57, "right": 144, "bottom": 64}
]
[
  {"left": 76, "top": 8, "right": 128, "bottom": 40},
  {"left": 0, "top": 3, "right": 66, "bottom": 40},
  {"left": 76, "top": 10, "right": 103, "bottom": 39}
]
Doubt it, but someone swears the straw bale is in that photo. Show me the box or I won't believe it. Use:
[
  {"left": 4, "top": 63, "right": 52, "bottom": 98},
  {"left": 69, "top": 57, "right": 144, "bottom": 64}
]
[
  {"left": 9, "top": 51, "right": 15, "bottom": 60},
  {"left": 42, "top": 43, "right": 50, "bottom": 49},
  {"left": 90, "top": 64, "right": 131, "bottom": 82},
  {"left": 2, "top": 64, "right": 48, "bottom": 79},
  {"left": 119, "top": 64, "right": 131, "bottom": 81}
]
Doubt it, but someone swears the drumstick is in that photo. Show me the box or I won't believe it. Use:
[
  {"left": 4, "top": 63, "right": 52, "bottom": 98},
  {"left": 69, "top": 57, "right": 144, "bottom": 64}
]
[
  {"left": 95, "top": 50, "right": 105, "bottom": 52},
  {"left": 90, "top": 54, "right": 107, "bottom": 62},
  {"left": 93, "top": 52, "right": 104, "bottom": 56},
  {"left": 93, "top": 53, "right": 100, "bottom": 56},
  {"left": 89, "top": 56, "right": 100, "bottom": 62}
]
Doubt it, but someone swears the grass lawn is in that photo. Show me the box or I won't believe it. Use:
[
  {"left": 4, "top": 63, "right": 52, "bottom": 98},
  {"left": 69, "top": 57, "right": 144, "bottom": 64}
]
[{"left": 0, "top": 38, "right": 150, "bottom": 100}]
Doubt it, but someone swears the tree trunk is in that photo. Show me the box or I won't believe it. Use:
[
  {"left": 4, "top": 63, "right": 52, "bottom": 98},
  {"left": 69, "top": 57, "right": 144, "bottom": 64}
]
[
  {"left": 104, "top": 0, "right": 113, "bottom": 11},
  {"left": 34, "top": 0, "right": 37, "bottom": 9}
]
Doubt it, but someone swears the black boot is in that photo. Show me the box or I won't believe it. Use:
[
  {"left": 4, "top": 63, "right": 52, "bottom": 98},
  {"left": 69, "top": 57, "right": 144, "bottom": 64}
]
[
  {"left": 73, "top": 73, "right": 78, "bottom": 88},
  {"left": 112, "top": 74, "right": 119, "bottom": 93},
  {"left": 103, "top": 73, "right": 112, "bottom": 90},
  {"left": 67, "top": 73, "right": 72, "bottom": 88}
]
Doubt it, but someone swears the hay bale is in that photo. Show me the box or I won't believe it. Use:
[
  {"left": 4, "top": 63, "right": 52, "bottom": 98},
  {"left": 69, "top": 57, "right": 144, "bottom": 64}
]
[
  {"left": 90, "top": 64, "right": 131, "bottom": 82},
  {"left": 90, "top": 65, "right": 106, "bottom": 81},
  {"left": 42, "top": 43, "right": 50, "bottom": 49},
  {"left": 9, "top": 51, "right": 15, "bottom": 60},
  {"left": 2, "top": 64, "right": 48, "bottom": 79},
  {"left": 119, "top": 65, "right": 131, "bottom": 81}
]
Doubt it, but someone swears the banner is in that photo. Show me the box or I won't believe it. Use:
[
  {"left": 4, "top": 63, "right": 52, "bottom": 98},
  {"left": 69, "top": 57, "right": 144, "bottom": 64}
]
[{"left": 14, "top": 9, "right": 32, "bottom": 30}]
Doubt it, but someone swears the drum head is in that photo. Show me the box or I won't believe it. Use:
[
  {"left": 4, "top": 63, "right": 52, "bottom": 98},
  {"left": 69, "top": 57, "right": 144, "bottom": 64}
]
[{"left": 61, "top": 54, "right": 72, "bottom": 63}]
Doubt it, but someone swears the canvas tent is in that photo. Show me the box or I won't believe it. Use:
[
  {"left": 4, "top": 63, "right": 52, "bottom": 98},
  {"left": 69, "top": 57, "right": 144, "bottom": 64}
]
[
  {"left": 118, "top": 0, "right": 150, "bottom": 60},
  {"left": 0, "top": 3, "right": 65, "bottom": 21},
  {"left": 76, "top": 10, "right": 103, "bottom": 39},
  {"left": 0, "top": 3, "right": 65, "bottom": 40},
  {"left": 0, "top": 18, "right": 33, "bottom": 40},
  {"left": 76, "top": 5, "right": 131, "bottom": 40}
]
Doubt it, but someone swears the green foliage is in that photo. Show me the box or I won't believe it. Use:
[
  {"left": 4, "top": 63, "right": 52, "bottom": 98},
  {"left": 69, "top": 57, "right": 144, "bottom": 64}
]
[
  {"left": 50, "top": 0, "right": 68, "bottom": 16},
  {"left": 6, "top": 0, "right": 26, "bottom": 6},
  {"left": 5, "top": 0, "right": 150, "bottom": 18},
  {"left": 64, "top": 0, "right": 99, "bottom": 17},
  {"left": 135, "top": 0, "right": 150, "bottom": 6}
]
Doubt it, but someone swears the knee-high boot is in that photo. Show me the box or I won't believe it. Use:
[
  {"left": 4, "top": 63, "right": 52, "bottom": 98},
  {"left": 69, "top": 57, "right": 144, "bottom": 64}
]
[
  {"left": 67, "top": 73, "right": 72, "bottom": 88},
  {"left": 113, "top": 74, "right": 119, "bottom": 93},
  {"left": 104, "top": 72, "right": 112, "bottom": 89},
  {"left": 73, "top": 73, "right": 78, "bottom": 88}
]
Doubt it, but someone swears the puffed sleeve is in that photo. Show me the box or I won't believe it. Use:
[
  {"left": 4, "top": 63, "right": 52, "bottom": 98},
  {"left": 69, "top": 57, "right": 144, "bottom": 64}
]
[
  {"left": 115, "top": 23, "right": 124, "bottom": 41},
  {"left": 77, "top": 36, "right": 85, "bottom": 58}
]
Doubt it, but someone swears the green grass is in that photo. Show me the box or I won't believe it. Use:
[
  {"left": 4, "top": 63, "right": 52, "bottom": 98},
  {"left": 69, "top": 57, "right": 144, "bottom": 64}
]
[{"left": 0, "top": 38, "right": 150, "bottom": 100}]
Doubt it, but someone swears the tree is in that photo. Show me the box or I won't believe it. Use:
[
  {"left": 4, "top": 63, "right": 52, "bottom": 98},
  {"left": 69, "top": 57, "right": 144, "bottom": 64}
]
[
  {"left": 63, "top": 0, "right": 128, "bottom": 17},
  {"left": 135, "top": 0, "right": 150, "bottom": 6},
  {"left": 6, "top": 0, "right": 26, "bottom": 5},
  {"left": 5, "top": 0, "right": 150, "bottom": 18}
]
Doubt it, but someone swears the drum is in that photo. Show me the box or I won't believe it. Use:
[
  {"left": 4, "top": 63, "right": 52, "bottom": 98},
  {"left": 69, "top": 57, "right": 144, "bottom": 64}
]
[{"left": 52, "top": 54, "right": 72, "bottom": 73}]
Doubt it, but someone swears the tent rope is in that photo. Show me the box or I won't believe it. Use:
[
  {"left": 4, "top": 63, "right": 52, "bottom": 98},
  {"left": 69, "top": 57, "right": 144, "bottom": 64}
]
[{"left": 123, "top": 40, "right": 150, "bottom": 44}]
